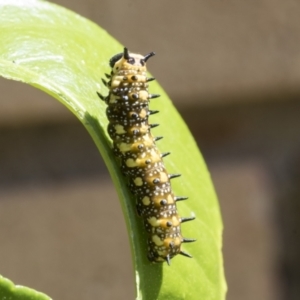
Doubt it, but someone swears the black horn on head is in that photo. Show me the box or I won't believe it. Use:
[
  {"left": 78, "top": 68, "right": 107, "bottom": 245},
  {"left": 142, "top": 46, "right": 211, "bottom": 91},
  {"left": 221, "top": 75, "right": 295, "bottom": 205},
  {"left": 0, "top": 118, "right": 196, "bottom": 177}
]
[{"left": 123, "top": 47, "right": 130, "bottom": 59}]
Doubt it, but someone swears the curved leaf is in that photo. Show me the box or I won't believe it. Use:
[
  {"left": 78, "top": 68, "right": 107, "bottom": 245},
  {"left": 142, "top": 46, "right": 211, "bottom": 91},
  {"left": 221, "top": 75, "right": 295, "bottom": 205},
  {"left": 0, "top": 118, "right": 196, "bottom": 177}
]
[
  {"left": 0, "top": 0, "right": 226, "bottom": 299},
  {"left": 0, "top": 275, "right": 51, "bottom": 300}
]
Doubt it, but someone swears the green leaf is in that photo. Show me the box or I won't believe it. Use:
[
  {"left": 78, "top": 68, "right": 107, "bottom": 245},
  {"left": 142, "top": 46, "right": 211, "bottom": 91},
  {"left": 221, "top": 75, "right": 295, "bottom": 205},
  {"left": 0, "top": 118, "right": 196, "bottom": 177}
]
[
  {"left": 0, "top": 1, "right": 227, "bottom": 299},
  {"left": 0, "top": 275, "right": 51, "bottom": 300}
]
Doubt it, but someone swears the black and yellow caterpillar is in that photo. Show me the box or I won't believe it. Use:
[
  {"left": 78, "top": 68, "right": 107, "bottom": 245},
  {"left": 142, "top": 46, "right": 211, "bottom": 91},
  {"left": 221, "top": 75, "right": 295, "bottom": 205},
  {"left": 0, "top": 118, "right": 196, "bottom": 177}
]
[{"left": 97, "top": 48, "right": 195, "bottom": 264}]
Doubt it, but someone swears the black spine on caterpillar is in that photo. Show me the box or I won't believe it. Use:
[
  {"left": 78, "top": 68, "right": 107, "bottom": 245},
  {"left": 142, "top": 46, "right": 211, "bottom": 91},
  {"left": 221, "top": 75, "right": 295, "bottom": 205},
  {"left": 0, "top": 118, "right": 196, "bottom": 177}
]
[{"left": 98, "top": 47, "right": 195, "bottom": 265}]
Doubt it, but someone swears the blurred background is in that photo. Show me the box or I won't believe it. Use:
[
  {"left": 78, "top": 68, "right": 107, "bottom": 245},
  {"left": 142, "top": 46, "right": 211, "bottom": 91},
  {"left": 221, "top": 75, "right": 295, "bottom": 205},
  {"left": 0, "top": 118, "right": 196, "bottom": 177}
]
[{"left": 1, "top": 0, "right": 300, "bottom": 299}]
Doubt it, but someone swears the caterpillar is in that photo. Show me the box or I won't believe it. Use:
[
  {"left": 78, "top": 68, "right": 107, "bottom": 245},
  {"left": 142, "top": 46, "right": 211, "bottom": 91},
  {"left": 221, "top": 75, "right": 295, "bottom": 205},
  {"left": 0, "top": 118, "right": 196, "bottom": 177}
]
[{"left": 97, "top": 47, "right": 195, "bottom": 265}]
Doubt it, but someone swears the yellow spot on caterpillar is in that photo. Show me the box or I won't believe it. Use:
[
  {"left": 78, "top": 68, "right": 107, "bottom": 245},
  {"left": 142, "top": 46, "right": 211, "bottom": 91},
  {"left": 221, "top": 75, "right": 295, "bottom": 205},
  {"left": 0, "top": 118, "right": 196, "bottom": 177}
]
[
  {"left": 114, "top": 125, "right": 126, "bottom": 134},
  {"left": 143, "top": 134, "right": 153, "bottom": 147},
  {"left": 139, "top": 90, "right": 149, "bottom": 101},
  {"left": 126, "top": 158, "right": 138, "bottom": 167},
  {"left": 140, "top": 109, "right": 147, "bottom": 118},
  {"left": 126, "top": 156, "right": 148, "bottom": 168},
  {"left": 152, "top": 235, "right": 164, "bottom": 246},
  {"left": 160, "top": 172, "right": 168, "bottom": 182},
  {"left": 118, "top": 142, "right": 132, "bottom": 153},
  {"left": 167, "top": 194, "right": 173, "bottom": 203},
  {"left": 134, "top": 177, "right": 143, "bottom": 186},
  {"left": 111, "top": 79, "right": 121, "bottom": 88},
  {"left": 157, "top": 249, "right": 167, "bottom": 256},
  {"left": 140, "top": 124, "right": 148, "bottom": 134},
  {"left": 150, "top": 149, "right": 160, "bottom": 162},
  {"left": 142, "top": 196, "right": 150, "bottom": 206},
  {"left": 173, "top": 237, "right": 182, "bottom": 246},
  {"left": 111, "top": 75, "right": 126, "bottom": 88},
  {"left": 148, "top": 217, "right": 160, "bottom": 227},
  {"left": 171, "top": 216, "right": 180, "bottom": 226}
]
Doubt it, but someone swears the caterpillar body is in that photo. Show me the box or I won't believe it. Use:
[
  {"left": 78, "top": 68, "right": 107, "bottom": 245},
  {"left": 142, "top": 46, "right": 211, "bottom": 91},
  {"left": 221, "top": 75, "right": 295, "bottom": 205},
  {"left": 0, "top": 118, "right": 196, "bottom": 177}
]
[{"left": 97, "top": 48, "right": 195, "bottom": 264}]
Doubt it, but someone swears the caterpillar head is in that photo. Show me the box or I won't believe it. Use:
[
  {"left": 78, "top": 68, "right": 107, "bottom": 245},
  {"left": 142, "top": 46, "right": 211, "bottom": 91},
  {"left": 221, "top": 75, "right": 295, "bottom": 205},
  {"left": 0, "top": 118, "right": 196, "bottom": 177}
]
[{"left": 109, "top": 47, "right": 155, "bottom": 72}]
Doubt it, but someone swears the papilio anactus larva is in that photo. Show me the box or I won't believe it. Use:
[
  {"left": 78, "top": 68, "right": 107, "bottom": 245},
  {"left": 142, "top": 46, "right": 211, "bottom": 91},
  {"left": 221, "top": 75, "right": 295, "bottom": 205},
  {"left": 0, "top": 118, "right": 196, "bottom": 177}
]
[{"left": 97, "top": 47, "right": 196, "bottom": 265}]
